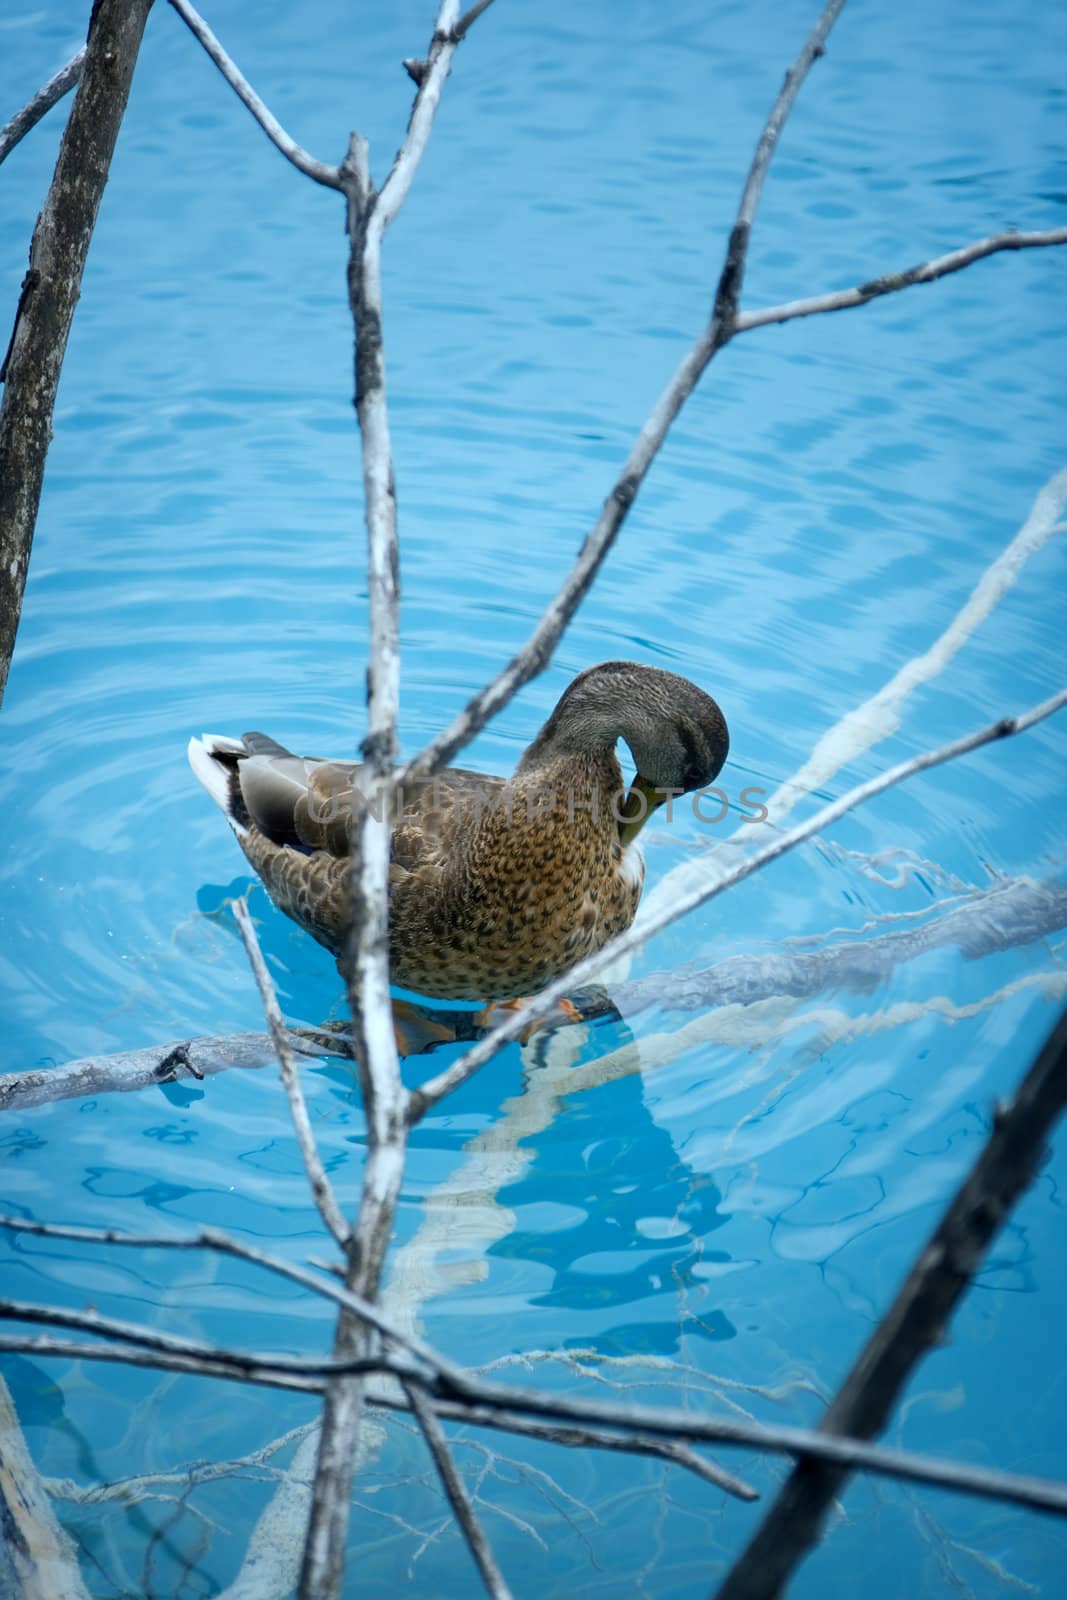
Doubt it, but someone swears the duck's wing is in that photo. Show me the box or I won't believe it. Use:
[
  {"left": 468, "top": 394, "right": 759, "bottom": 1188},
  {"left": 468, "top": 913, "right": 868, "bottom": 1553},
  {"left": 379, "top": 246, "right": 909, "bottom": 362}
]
[
  {"left": 237, "top": 735, "right": 361, "bottom": 856},
  {"left": 190, "top": 731, "right": 508, "bottom": 867},
  {"left": 189, "top": 731, "right": 363, "bottom": 856}
]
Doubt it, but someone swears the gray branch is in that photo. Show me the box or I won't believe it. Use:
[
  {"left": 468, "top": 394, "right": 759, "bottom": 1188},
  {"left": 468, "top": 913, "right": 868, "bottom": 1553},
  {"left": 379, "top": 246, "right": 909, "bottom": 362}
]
[
  {"left": 0, "top": 48, "right": 84, "bottom": 167},
  {"left": 307, "top": 5, "right": 466, "bottom": 1596},
  {"left": 736, "top": 226, "right": 1067, "bottom": 334},
  {"left": 0, "top": 1215, "right": 448, "bottom": 1379},
  {"left": 383, "top": 1394, "right": 758, "bottom": 1501},
  {"left": 0, "top": 1297, "right": 422, "bottom": 1385},
  {"left": 403, "top": 1381, "right": 514, "bottom": 1600},
  {"left": 580, "top": 873, "right": 1067, "bottom": 1021},
  {"left": 166, "top": 0, "right": 341, "bottom": 188},
  {"left": 233, "top": 897, "right": 351, "bottom": 1250},
  {"left": 0, "top": 0, "right": 153, "bottom": 707},
  {"left": 0, "top": 1029, "right": 340, "bottom": 1114},
  {"left": 2, "top": 1327, "right": 1066, "bottom": 1520},
  {"left": 712, "top": 1002, "right": 1067, "bottom": 1600}
]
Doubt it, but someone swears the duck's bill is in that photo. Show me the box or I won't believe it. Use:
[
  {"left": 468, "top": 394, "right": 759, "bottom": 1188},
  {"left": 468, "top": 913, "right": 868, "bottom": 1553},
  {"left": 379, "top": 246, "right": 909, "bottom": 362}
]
[{"left": 617, "top": 774, "right": 669, "bottom": 847}]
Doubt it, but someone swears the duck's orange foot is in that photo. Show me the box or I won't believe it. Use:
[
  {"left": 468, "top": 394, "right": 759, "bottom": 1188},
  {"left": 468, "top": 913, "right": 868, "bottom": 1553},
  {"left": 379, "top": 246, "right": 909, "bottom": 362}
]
[
  {"left": 474, "top": 995, "right": 584, "bottom": 1044},
  {"left": 391, "top": 998, "right": 461, "bottom": 1059}
]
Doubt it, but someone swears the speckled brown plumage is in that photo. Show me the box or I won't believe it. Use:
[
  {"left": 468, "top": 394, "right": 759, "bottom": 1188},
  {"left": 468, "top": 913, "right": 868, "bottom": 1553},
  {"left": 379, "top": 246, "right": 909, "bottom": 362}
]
[{"left": 188, "top": 661, "right": 729, "bottom": 1002}]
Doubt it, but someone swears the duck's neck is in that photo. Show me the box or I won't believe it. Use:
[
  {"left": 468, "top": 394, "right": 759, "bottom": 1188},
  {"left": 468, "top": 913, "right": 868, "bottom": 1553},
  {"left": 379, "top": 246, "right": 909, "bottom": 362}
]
[
  {"left": 517, "top": 696, "right": 622, "bottom": 771},
  {"left": 512, "top": 744, "right": 661, "bottom": 849}
]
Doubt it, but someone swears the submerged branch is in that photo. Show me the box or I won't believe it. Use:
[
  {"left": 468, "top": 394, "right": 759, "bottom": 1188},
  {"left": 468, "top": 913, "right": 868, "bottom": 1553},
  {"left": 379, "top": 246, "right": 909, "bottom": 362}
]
[
  {"left": 0, "top": 1373, "right": 90, "bottom": 1600},
  {"left": 0, "top": 1028, "right": 340, "bottom": 1113}
]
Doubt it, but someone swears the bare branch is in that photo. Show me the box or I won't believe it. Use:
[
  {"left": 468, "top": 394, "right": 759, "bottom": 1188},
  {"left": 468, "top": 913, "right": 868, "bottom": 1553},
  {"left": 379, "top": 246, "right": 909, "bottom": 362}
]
[
  {"left": 408, "top": 689, "right": 1067, "bottom": 1118},
  {"left": 712, "top": 1003, "right": 1067, "bottom": 1600},
  {"left": 306, "top": 5, "right": 465, "bottom": 1594},
  {"left": 166, "top": 0, "right": 341, "bottom": 188},
  {"left": 397, "top": 0, "right": 848, "bottom": 786},
  {"left": 404, "top": 1382, "right": 514, "bottom": 1600},
  {"left": 0, "top": 1215, "right": 449, "bottom": 1379},
  {"left": 232, "top": 896, "right": 351, "bottom": 1251},
  {"left": 386, "top": 1396, "right": 758, "bottom": 1501},
  {"left": 428, "top": 1385, "right": 1067, "bottom": 1521},
  {"left": 0, "top": 1332, "right": 327, "bottom": 1394},
  {"left": 455, "top": 0, "right": 497, "bottom": 43},
  {"left": 373, "top": 8, "right": 463, "bottom": 233},
  {"left": 0, "top": 1028, "right": 343, "bottom": 1113},
  {"left": 715, "top": 0, "right": 848, "bottom": 321},
  {"left": 736, "top": 226, "right": 1067, "bottom": 334},
  {"left": 0, "top": 0, "right": 153, "bottom": 707},
  {"left": 0, "top": 48, "right": 84, "bottom": 167},
  {"left": 3, "top": 1325, "right": 1067, "bottom": 1521},
  {"left": 0, "top": 1297, "right": 423, "bottom": 1386}
]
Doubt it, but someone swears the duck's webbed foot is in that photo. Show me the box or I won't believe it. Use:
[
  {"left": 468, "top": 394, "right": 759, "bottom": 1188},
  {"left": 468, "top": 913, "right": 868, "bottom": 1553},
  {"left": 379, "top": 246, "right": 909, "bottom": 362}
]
[{"left": 473, "top": 995, "right": 583, "bottom": 1044}]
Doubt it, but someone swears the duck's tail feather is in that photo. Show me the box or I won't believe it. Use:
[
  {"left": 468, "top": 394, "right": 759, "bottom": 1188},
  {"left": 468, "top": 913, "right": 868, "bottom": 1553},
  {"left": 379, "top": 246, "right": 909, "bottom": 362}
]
[{"left": 187, "top": 734, "right": 251, "bottom": 834}]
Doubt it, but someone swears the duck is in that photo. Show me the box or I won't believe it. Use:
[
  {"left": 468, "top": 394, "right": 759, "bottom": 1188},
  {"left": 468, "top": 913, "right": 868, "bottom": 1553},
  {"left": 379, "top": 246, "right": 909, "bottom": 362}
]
[{"left": 188, "top": 661, "right": 728, "bottom": 1003}]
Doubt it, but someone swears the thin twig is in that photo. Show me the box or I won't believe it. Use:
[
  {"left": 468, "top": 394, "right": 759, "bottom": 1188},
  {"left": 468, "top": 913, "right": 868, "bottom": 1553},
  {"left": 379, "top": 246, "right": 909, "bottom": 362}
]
[
  {"left": 386, "top": 1396, "right": 758, "bottom": 1501},
  {"left": 716, "top": 0, "right": 848, "bottom": 321},
  {"left": 712, "top": 1004, "right": 1067, "bottom": 1600},
  {"left": 0, "top": 1215, "right": 449, "bottom": 1379},
  {"left": 408, "top": 688, "right": 1067, "bottom": 1119},
  {"left": 0, "top": 48, "right": 85, "bottom": 166},
  {"left": 232, "top": 896, "right": 351, "bottom": 1250},
  {"left": 397, "top": 0, "right": 848, "bottom": 788},
  {"left": 0, "top": 1298, "right": 425, "bottom": 1386},
  {"left": 735, "top": 227, "right": 1067, "bottom": 333},
  {"left": 166, "top": 0, "right": 341, "bottom": 188},
  {"left": 404, "top": 1381, "right": 514, "bottom": 1600},
  {"left": 0, "top": 1333, "right": 327, "bottom": 1393}
]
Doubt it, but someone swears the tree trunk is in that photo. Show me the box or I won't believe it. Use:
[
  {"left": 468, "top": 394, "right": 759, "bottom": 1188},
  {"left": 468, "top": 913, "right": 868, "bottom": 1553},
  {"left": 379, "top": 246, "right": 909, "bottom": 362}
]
[{"left": 0, "top": 0, "right": 155, "bottom": 705}]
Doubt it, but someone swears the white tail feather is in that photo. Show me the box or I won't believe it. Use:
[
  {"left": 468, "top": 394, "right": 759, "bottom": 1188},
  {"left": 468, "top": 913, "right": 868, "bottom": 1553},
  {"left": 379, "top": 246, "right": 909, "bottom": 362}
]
[{"left": 187, "top": 734, "right": 248, "bottom": 834}]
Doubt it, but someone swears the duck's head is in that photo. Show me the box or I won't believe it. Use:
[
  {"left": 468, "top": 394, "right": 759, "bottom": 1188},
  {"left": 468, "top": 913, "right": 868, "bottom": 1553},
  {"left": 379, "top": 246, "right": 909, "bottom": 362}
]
[{"left": 521, "top": 660, "right": 729, "bottom": 837}]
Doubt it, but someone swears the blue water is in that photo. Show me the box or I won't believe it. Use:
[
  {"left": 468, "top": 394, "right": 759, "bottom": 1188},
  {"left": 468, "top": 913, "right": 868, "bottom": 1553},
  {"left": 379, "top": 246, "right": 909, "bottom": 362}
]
[{"left": 2, "top": 0, "right": 1066, "bottom": 1595}]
